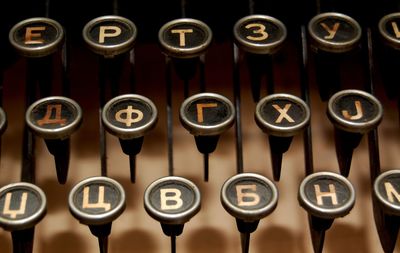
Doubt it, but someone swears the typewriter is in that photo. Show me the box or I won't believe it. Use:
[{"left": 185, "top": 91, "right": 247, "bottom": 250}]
[{"left": 0, "top": 0, "right": 399, "bottom": 253}]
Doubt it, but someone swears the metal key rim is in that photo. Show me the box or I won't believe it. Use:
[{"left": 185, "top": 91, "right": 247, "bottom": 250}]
[
  {"left": 0, "top": 182, "right": 47, "bottom": 231},
  {"left": 9, "top": 17, "right": 65, "bottom": 58},
  {"left": 233, "top": 14, "right": 287, "bottom": 54},
  {"left": 255, "top": 93, "right": 310, "bottom": 137},
  {"left": 158, "top": 18, "right": 213, "bottom": 59},
  {"left": 308, "top": 12, "right": 362, "bottom": 53},
  {"left": 102, "top": 94, "right": 158, "bottom": 140},
  {"left": 82, "top": 15, "right": 137, "bottom": 57},
  {"left": 220, "top": 172, "right": 278, "bottom": 221},
  {"left": 298, "top": 171, "right": 356, "bottom": 219},
  {"left": 68, "top": 176, "right": 126, "bottom": 225},
  {"left": 25, "top": 96, "right": 83, "bottom": 140},
  {"left": 144, "top": 176, "right": 201, "bottom": 224},
  {"left": 327, "top": 89, "right": 383, "bottom": 133},
  {"left": 180, "top": 92, "right": 235, "bottom": 136}
]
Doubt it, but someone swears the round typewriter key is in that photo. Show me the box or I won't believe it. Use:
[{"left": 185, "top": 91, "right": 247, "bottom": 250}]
[
  {"left": 0, "top": 182, "right": 46, "bottom": 231},
  {"left": 26, "top": 96, "right": 83, "bottom": 140},
  {"left": 180, "top": 92, "right": 235, "bottom": 136},
  {"left": 102, "top": 94, "right": 158, "bottom": 140},
  {"left": 327, "top": 89, "right": 383, "bottom": 134},
  {"left": 221, "top": 173, "right": 277, "bottom": 253},
  {"left": 379, "top": 13, "right": 400, "bottom": 50},
  {"left": 298, "top": 171, "right": 355, "bottom": 219},
  {"left": 158, "top": 18, "right": 212, "bottom": 58},
  {"left": 255, "top": 93, "right": 310, "bottom": 137},
  {"left": 83, "top": 15, "right": 137, "bottom": 57},
  {"left": 308, "top": 12, "right": 362, "bottom": 53},
  {"left": 233, "top": 14, "right": 287, "bottom": 54},
  {"left": 221, "top": 173, "right": 278, "bottom": 221},
  {"left": 374, "top": 170, "right": 400, "bottom": 216},
  {"left": 9, "top": 17, "right": 64, "bottom": 57},
  {"left": 144, "top": 176, "right": 201, "bottom": 225},
  {"left": 68, "top": 176, "right": 126, "bottom": 225}
]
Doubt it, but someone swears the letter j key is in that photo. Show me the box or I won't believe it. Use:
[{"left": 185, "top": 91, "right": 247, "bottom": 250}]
[{"left": 327, "top": 89, "right": 383, "bottom": 177}]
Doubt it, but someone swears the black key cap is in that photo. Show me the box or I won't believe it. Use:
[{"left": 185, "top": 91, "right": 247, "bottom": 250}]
[
  {"left": 255, "top": 93, "right": 310, "bottom": 181},
  {"left": 9, "top": 17, "right": 64, "bottom": 58},
  {"left": 308, "top": 12, "right": 362, "bottom": 100},
  {"left": 102, "top": 94, "right": 158, "bottom": 183},
  {"left": 327, "top": 89, "right": 383, "bottom": 177},
  {"left": 298, "top": 171, "right": 355, "bottom": 253},
  {"left": 373, "top": 169, "right": 400, "bottom": 253},
  {"left": 0, "top": 182, "right": 47, "bottom": 253},
  {"left": 144, "top": 176, "right": 201, "bottom": 253},
  {"left": 68, "top": 176, "right": 125, "bottom": 253},
  {"left": 180, "top": 92, "right": 235, "bottom": 181},
  {"left": 82, "top": 15, "right": 137, "bottom": 58},
  {"left": 220, "top": 172, "right": 278, "bottom": 253},
  {"left": 26, "top": 96, "right": 83, "bottom": 184},
  {"left": 233, "top": 14, "right": 287, "bottom": 101}
]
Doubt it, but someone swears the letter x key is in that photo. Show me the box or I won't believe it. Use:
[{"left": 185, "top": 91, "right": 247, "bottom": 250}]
[
  {"left": 0, "top": 182, "right": 47, "bottom": 253},
  {"left": 255, "top": 93, "right": 310, "bottom": 181},
  {"left": 220, "top": 173, "right": 278, "bottom": 253},
  {"left": 69, "top": 176, "right": 125, "bottom": 253},
  {"left": 102, "top": 94, "right": 158, "bottom": 183},
  {"left": 144, "top": 176, "right": 201, "bottom": 253}
]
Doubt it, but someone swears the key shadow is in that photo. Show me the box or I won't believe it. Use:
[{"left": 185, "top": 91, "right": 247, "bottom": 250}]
[
  {"left": 40, "top": 231, "right": 88, "bottom": 253},
  {"left": 253, "top": 224, "right": 302, "bottom": 253},
  {"left": 184, "top": 226, "right": 227, "bottom": 253},
  {"left": 324, "top": 223, "right": 372, "bottom": 253},
  {"left": 0, "top": 232, "right": 11, "bottom": 253},
  {"left": 111, "top": 228, "right": 158, "bottom": 253}
]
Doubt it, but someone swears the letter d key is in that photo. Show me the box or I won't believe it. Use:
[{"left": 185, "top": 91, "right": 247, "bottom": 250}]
[{"left": 26, "top": 96, "right": 83, "bottom": 184}]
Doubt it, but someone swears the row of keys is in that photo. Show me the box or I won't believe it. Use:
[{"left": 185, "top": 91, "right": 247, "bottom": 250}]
[
  {"left": 7, "top": 12, "right": 400, "bottom": 59},
  {"left": 0, "top": 88, "right": 383, "bottom": 183},
  {"left": 0, "top": 170, "right": 377, "bottom": 253},
  {"left": 2, "top": 169, "right": 399, "bottom": 253}
]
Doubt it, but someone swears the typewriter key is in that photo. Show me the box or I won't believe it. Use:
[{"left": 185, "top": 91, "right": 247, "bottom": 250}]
[
  {"left": 144, "top": 176, "right": 201, "bottom": 253},
  {"left": 0, "top": 182, "right": 46, "bottom": 253},
  {"left": 69, "top": 176, "right": 125, "bottom": 253},
  {"left": 220, "top": 173, "right": 278, "bottom": 253},
  {"left": 308, "top": 12, "right": 362, "bottom": 101},
  {"left": 83, "top": 15, "right": 137, "bottom": 58},
  {"left": 379, "top": 13, "right": 400, "bottom": 50},
  {"left": 9, "top": 17, "right": 64, "bottom": 58},
  {"left": 255, "top": 93, "right": 310, "bottom": 181},
  {"left": 233, "top": 14, "right": 287, "bottom": 55},
  {"left": 373, "top": 170, "right": 400, "bottom": 253},
  {"left": 159, "top": 18, "right": 213, "bottom": 97},
  {"left": 180, "top": 92, "right": 235, "bottom": 181},
  {"left": 298, "top": 171, "right": 355, "bottom": 253},
  {"left": 378, "top": 13, "right": 400, "bottom": 101},
  {"left": 102, "top": 94, "right": 158, "bottom": 183},
  {"left": 158, "top": 18, "right": 212, "bottom": 59},
  {"left": 327, "top": 89, "right": 383, "bottom": 177},
  {"left": 26, "top": 96, "right": 83, "bottom": 184},
  {"left": 233, "top": 15, "right": 287, "bottom": 102},
  {"left": 308, "top": 12, "right": 362, "bottom": 53}
]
